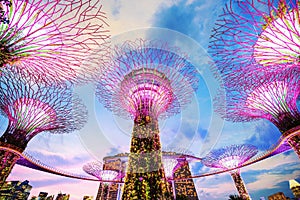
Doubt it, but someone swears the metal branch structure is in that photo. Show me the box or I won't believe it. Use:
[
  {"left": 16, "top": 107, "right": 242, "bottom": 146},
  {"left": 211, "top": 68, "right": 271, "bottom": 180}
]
[
  {"left": 0, "top": 0, "right": 110, "bottom": 85},
  {"left": 83, "top": 162, "right": 119, "bottom": 200},
  {"left": 96, "top": 39, "right": 199, "bottom": 200},
  {"left": 215, "top": 67, "right": 300, "bottom": 158},
  {"left": 0, "top": 67, "right": 88, "bottom": 187},
  {"left": 209, "top": 0, "right": 299, "bottom": 77},
  {"left": 202, "top": 144, "right": 258, "bottom": 200}
]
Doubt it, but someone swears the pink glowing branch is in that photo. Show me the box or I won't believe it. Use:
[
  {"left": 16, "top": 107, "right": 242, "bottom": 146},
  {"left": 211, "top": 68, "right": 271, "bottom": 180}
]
[
  {"left": 0, "top": 67, "right": 87, "bottom": 143},
  {"left": 0, "top": 0, "right": 110, "bottom": 85},
  {"left": 209, "top": 0, "right": 299, "bottom": 76},
  {"left": 96, "top": 39, "right": 199, "bottom": 120},
  {"left": 202, "top": 144, "right": 258, "bottom": 170},
  {"left": 215, "top": 67, "right": 300, "bottom": 133},
  {"left": 83, "top": 162, "right": 118, "bottom": 183}
]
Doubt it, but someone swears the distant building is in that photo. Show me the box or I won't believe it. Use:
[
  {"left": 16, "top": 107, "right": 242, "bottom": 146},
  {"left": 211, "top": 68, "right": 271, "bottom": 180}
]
[
  {"left": 30, "top": 192, "right": 54, "bottom": 200},
  {"left": 289, "top": 179, "right": 300, "bottom": 199},
  {"left": 268, "top": 192, "right": 287, "bottom": 200},
  {"left": 83, "top": 196, "right": 93, "bottom": 200},
  {"left": 0, "top": 180, "right": 32, "bottom": 200},
  {"left": 55, "top": 192, "right": 70, "bottom": 200},
  {"left": 38, "top": 192, "right": 48, "bottom": 200}
]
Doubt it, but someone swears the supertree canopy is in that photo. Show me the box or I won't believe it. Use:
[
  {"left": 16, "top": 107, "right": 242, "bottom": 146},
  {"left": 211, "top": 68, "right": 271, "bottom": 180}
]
[
  {"left": 83, "top": 161, "right": 119, "bottom": 200},
  {"left": 96, "top": 39, "right": 199, "bottom": 200},
  {"left": 215, "top": 67, "right": 300, "bottom": 158},
  {"left": 209, "top": 0, "right": 299, "bottom": 76},
  {"left": 202, "top": 144, "right": 258, "bottom": 200},
  {"left": 83, "top": 162, "right": 118, "bottom": 183},
  {"left": 0, "top": 67, "right": 87, "bottom": 186},
  {"left": 0, "top": 0, "right": 110, "bottom": 85}
]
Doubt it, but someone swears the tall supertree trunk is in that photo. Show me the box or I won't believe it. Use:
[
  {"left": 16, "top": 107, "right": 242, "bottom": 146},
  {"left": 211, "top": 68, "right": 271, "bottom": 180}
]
[
  {"left": 285, "top": 127, "right": 300, "bottom": 159},
  {"left": 230, "top": 171, "right": 251, "bottom": 200},
  {"left": 122, "top": 115, "right": 171, "bottom": 200},
  {"left": 0, "top": 129, "right": 27, "bottom": 187}
]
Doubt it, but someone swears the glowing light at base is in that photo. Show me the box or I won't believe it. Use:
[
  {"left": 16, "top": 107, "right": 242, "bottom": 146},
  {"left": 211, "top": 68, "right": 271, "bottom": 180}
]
[
  {"left": 202, "top": 144, "right": 258, "bottom": 200},
  {"left": 246, "top": 81, "right": 290, "bottom": 119},
  {"left": 0, "top": 68, "right": 87, "bottom": 187},
  {"left": 163, "top": 158, "right": 178, "bottom": 179},
  {"left": 12, "top": 98, "right": 56, "bottom": 134},
  {"left": 99, "top": 170, "right": 119, "bottom": 183},
  {"left": 0, "top": 0, "right": 110, "bottom": 85}
]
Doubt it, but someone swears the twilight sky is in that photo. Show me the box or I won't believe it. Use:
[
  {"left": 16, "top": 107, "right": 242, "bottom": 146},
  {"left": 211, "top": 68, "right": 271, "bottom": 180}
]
[{"left": 3, "top": 0, "right": 300, "bottom": 199}]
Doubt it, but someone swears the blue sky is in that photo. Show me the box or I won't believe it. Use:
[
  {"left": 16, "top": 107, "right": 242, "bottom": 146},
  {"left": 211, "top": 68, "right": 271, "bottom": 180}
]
[{"left": 3, "top": 0, "right": 300, "bottom": 199}]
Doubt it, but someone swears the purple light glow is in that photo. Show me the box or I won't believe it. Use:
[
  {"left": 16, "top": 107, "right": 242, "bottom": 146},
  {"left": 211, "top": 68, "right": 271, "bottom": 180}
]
[
  {"left": 96, "top": 39, "right": 199, "bottom": 120},
  {"left": 98, "top": 170, "right": 118, "bottom": 182},
  {"left": 12, "top": 98, "right": 57, "bottom": 134},
  {"left": 209, "top": 0, "right": 299, "bottom": 75},
  {"left": 253, "top": 8, "right": 300, "bottom": 67},
  {"left": 0, "top": 67, "right": 88, "bottom": 142},
  {"left": 202, "top": 144, "right": 258, "bottom": 171},
  {"left": 83, "top": 162, "right": 118, "bottom": 183},
  {"left": 246, "top": 81, "right": 290, "bottom": 118},
  {"left": 121, "top": 68, "right": 174, "bottom": 118},
  {"left": 0, "top": 0, "right": 110, "bottom": 85},
  {"left": 163, "top": 158, "right": 178, "bottom": 178},
  {"left": 215, "top": 68, "right": 300, "bottom": 133}
]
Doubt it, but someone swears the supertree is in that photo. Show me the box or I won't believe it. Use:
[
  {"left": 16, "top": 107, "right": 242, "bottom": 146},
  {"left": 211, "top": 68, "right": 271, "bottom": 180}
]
[
  {"left": 209, "top": 0, "right": 299, "bottom": 77},
  {"left": 215, "top": 67, "right": 300, "bottom": 158},
  {"left": 0, "top": 0, "right": 110, "bottom": 85},
  {"left": 163, "top": 157, "right": 178, "bottom": 200},
  {"left": 202, "top": 144, "right": 258, "bottom": 200},
  {"left": 0, "top": 67, "right": 87, "bottom": 186},
  {"left": 83, "top": 161, "right": 119, "bottom": 200},
  {"left": 96, "top": 39, "right": 199, "bottom": 200}
]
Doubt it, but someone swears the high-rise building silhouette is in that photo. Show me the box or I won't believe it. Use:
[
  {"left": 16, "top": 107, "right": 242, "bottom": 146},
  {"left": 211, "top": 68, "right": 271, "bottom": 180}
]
[
  {"left": 0, "top": 180, "right": 32, "bottom": 199},
  {"left": 289, "top": 179, "right": 300, "bottom": 199},
  {"left": 268, "top": 192, "right": 287, "bottom": 200}
]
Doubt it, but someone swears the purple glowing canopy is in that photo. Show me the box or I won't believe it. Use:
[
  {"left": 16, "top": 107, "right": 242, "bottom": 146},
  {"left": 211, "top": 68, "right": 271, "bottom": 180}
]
[
  {"left": 202, "top": 144, "right": 258, "bottom": 170},
  {"left": 209, "top": 0, "right": 299, "bottom": 76},
  {"left": 215, "top": 67, "right": 300, "bottom": 133},
  {"left": 0, "top": 0, "right": 109, "bottom": 85},
  {"left": 83, "top": 161, "right": 118, "bottom": 182},
  {"left": 96, "top": 39, "right": 199, "bottom": 120},
  {"left": 0, "top": 67, "right": 87, "bottom": 142}
]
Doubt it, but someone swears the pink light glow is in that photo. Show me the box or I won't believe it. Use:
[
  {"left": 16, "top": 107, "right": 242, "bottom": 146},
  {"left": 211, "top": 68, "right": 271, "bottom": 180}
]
[
  {"left": 12, "top": 98, "right": 57, "bottom": 134},
  {"left": 163, "top": 158, "right": 178, "bottom": 178},
  {"left": 202, "top": 144, "right": 258, "bottom": 171},
  {"left": 121, "top": 68, "right": 174, "bottom": 118},
  {"left": 246, "top": 81, "right": 290, "bottom": 118},
  {"left": 0, "top": 0, "right": 109, "bottom": 85},
  {"left": 254, "top": 8, "right": 300, "bottom": 67},
  {"left": 219, "top": 156, "right": 242, "bottom": 169},
  {"left": 96, "top": 39, "right": 199, "bottom": 120},
  {"left": 98, "top": 170, "right": 118, "bottom": 183},
  {"left": 209, "top": 0, "right": 299, "bottom": 76}
]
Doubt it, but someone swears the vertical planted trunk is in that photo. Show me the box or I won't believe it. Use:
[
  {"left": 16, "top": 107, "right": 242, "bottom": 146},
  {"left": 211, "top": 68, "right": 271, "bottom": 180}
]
[
  {"left": 230, "top": 171, "right": 250, "bottom": 200},
  {"left": 122, "top": 114, "right": 171, "bottom": 200},
  {"left": 0, "top": 128, "right": 28, "bottom": 187}
]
